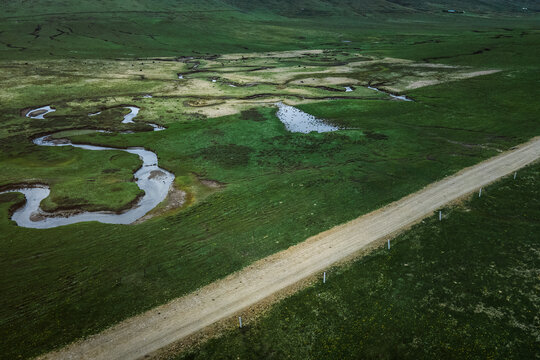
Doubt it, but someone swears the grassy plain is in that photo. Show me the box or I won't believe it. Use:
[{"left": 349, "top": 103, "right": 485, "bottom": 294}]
[
  {"left": 176, "top": 162, "right": 540, "bottom": 360},
  {"left": 1, "top": 0, "right": 539, "bottom": 60},
  {"left": 0, "top": 5, "right": 539, "bottom": 360}
]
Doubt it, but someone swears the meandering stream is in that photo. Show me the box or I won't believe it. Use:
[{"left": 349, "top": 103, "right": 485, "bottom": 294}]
[
  {"left": 1, "top": 106, "right": 173, "bottom": 229},
  {"left": 26, "top": 105, "right": 56, "bottom": 119},
  {"left": 7, "top": 88, "right": 412, "bottom": 227},
  {"left": 122, "top": 106, "right": 140, "bottom": 123}
]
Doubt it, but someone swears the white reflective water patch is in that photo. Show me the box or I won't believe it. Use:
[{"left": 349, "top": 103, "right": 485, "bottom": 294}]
[
  {"left": 26, "top": 105, "right": 56, "bottom": 119},
  {"left": 122, "top": 106, "right": 140, "bottom": 123},
  {"left": 149, "top": 123, "right": 166, "bottom": 132},
  {"left": 276, "top": 103, "right": 339, "bottom": 134}
]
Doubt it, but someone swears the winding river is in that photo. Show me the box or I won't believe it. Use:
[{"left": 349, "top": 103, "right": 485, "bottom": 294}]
[
  {"left": 1, "top": 106, "right": 174, "bottom": 229},
  {"left": 7, "top": 90, "right": 411, "bottom": 228}
]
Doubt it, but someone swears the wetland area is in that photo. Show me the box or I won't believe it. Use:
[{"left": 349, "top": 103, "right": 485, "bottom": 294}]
[{"left": 0, "top": 2, "right": 538, "bottom": 359}]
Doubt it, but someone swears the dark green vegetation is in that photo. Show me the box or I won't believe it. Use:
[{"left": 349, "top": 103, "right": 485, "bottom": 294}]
[
  {"left": 0, "top": 1, "right": 539, "bottom": 359},
  {"left": 0, "top": 0, "right": 539, "bottom": 60},
  {"left": 177, "top": 162, "right": 540, "bottom": 360}
]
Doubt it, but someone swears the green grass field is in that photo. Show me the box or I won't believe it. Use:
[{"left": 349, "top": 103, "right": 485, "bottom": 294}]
[
  {"left": 0, "top": 2, "right": 539, "bottom": 359},
  {"left": 176, "top": 162, "right": 540, "bottom": 360},
  {"left": 1, "top": 0, "right": 539, "bottom": 60}
]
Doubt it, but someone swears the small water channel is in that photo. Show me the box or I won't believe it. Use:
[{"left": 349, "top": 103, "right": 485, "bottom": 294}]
[
  {"left": 26, "top": 105, "right": 56, "bottom": 119},
  {"left": 368, "top": 86, "right": 413, "bottom": 101},
  {"left": 122, "top": 106, "right": 140, "bottom": 123},
  {"left": 1, "top": 105, "right": 173, "bottom": 228}
]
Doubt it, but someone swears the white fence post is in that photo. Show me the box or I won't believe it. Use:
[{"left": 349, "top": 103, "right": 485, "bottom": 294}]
[
  {"left": 439, "top": 211, "right": 442, "bottom": 221},
  {"left": 323, "top": 271, "right": 326, "bottom": 284},
  {"left": 239, "top": 316, "right": 242, "bottom": 328}
]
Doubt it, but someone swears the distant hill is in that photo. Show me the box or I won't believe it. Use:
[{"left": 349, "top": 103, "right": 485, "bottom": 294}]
[
  {"left": 2, "top": 0, "right": 538, "bottom": 16},
  {"left": 224, "top": 0, "right": 538, "bottom": 15},
  {"left": 0, "top": 0, "right": 538, "bottom": 59}
]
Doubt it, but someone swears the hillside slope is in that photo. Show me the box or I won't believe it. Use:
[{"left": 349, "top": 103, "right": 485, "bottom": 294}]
[
  {"left": 2, "top": 0, "right": 538, "bottom": 16},
  {"left": 0, "top": 0, "right": 538, "bottom": 59}
]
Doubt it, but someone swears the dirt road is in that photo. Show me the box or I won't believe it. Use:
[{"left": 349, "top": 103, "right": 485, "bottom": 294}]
[{"left": 40, "top": 137, "right": 540, "bottom": 360}]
